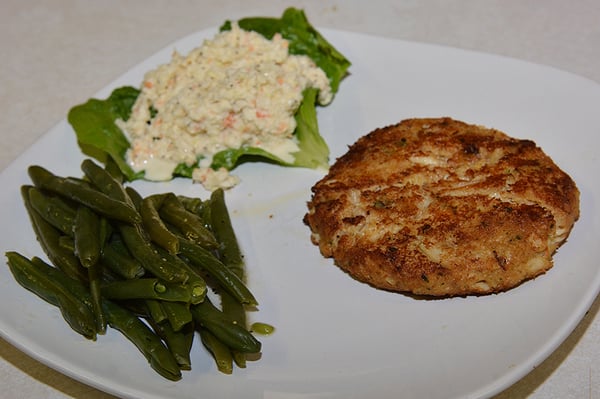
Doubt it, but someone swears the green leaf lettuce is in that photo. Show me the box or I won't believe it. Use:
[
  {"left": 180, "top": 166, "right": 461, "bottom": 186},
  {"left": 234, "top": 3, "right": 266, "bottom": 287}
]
[{"left": 67, "top": 86, "right": 142, "bottom": 181}]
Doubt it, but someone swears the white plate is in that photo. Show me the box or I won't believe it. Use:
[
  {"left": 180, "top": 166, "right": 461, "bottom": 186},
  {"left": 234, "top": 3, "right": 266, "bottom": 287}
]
[{"left": 1, "top": 28, "right": 599, "bottom": 399}]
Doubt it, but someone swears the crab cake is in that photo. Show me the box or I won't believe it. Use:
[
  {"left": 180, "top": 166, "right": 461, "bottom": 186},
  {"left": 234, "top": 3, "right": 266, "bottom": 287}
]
[{"left": 304, "top": 117, "right": 579, "bottom": 296}]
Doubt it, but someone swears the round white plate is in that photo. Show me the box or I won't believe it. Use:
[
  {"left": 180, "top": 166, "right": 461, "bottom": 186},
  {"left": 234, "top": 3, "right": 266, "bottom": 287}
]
[{"left": 1, "top": 28, "right": 599, "bottom": 399}]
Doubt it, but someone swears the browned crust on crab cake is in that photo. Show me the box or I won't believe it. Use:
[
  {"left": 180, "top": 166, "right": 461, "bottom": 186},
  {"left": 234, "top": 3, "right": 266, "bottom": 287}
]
[{"left": 304, "top": 117, "right": 579, "bottom": 296}]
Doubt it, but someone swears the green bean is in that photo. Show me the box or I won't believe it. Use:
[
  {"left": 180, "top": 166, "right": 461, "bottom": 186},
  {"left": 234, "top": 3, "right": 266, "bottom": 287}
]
[
  {"left": 114, "top": 300, "right": 150, "bottom": 317},
  {"left": 125, "top": 186, "right": 143, "bottom": 211},
  {"left": 220, "top": 306, "right": 248, "bottom": 368},
  {"left": 26, "top": 255, "right": 181, "bottom": 381},
  {"left": 101, "top": 278, "right": 205, "bottom": 304},
  {"left": 176, "top": 195, "right": 206, "bottom": 215},
  {"left": 118, "top": 223, "right": 188, "bottom": 283},
  {"left": 5, "top": 252, "right": 97, "bottom": 340},
  {"left": 198, "top": 328, "right": 233, "bottom": 374},
  {"left": 100, "top": 278, "right": 165, "bottom": 300},
  {"left": 98, "top": 216, "right": 112, "bottom": 248},
  {"left": 28, "top": 165, "right": 140, "bottom": 224},
  {"left": 117, "top": 299, "right": 159, "bottom": 319},
  {"left": 73, "top": 206, "right": 101, "bottom": 268},
  {"left": 190, "top": 297, "right": 261, "bottom": 354},
  {"left": 54, "top": 250, "right": 109, "bottom": 287},
  {"left": 27, "top": 187, "right": 76, "bottom": 236},
  {"left": 87, "top": 260, "right": 107, "bottom": 334},
  {"left": 161, "top": 302, "right": 193, "bottom": 332},
  {"left": 81, "top": 159, "right": 132, "bottom": 206},
  {"left": 159, "top": 194, "right": 218, "bottom": 249},
  {"left": 102, "top": 300, "right": 182, "bottom": 381},
  {"left": 209, "top": 188, "right": 244, "bottom": 272},
  {"left": 154, "top": 246, "right": 206, "bottom": 288},
  {"left": 104, "top": 156, "right": 124, "bottom": 183},
  {"left": 72, "top": 205, "right": 105, "bottom": 324},
  {"left": 58, "top": 235, "right": 75, "bottom": 251},
  {"left": 21, "top": 186, "right": 87, "bottom": 282},
  {"left": 149, "top": 319, "right": 194, "bottom": 370},
  {"left": 178, "top": 238, "right": 257, "bottom": 306},
  {"left": 196, "top": 194, "right": 214, "bottom": 229},
  {"left": 71, "top": 205, "right": 106, "bottom": 333},
  {"left": 145, "top": 299, "right": 168, "bottom": 324},
  {"left": 209, "top": 188, "right": 248, "bottom": 366},
  {"left": 141, "top": 194, "right": 179, "bottom": 254},
  {"left": 29, "top": 256, "right": 96, "bottom": 311},
  {"left": 218, "top": 283, "right": 248, "bottom": 365},
  {"left": 219, "top": 290, "right": 247, "bottom": 367},
  {"left": 101, "top": 238, "right": 145, "bottom": 279}
]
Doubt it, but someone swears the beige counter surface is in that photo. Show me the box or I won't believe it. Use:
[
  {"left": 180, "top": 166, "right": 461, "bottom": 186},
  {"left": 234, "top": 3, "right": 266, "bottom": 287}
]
[{"left": 1, "top": 1, "right": 599, "bottom": 398}]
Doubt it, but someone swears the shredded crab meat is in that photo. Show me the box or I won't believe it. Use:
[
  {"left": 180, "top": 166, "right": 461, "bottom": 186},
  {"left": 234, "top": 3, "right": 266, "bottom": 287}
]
[{"left": 119, "top": 23, "right": 332, "bottom": 190}]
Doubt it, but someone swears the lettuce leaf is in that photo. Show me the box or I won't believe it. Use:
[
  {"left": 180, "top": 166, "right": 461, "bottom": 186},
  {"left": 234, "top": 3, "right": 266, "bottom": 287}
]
[
  {"left": 68, "top": 8, "right": 350, "bottom": 182},
  {"left": 221, "top": 7, "right": 351, "bottom": 94},
  {"left": 67, "top": 86, "right": 142, "bottom": 181}
]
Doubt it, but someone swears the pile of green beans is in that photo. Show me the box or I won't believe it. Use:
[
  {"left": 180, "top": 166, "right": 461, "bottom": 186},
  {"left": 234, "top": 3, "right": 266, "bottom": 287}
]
[{"left": 5, "top": 159, "right": 263, "bottom": 380}]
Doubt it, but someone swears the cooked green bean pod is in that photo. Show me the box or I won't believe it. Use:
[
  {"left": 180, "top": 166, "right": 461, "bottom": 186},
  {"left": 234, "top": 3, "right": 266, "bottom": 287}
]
[
  {"left": 58, "top": 236, "right": 120, "bottom": 282},
  {"left": 149, "top": 319, "right": 194, "bottom": 371},
  {"left": 71, "top": 204, "right": 107, "bottom": 332},
  {"left": 101, "top": 278, "right": 205, "bottom": 304},
  {"left": 101, "top": 238, "right": 145, "bottom": 279},
  {"left": 98, "top": 215, "right": 112, "bottom": 247},
  {"left": 118, "top": 223, "right": 188, "bottom": 283},
  {"left": 104, "top": 156, "right": 124, "bottom": 183},
  {"left": 209, "top": 188, "right": 244, "bottom": 272},
  {"left": 159, "top": 194, "right": 218, "bottom": 249},
  {"left": 141, "top": 194, "right": 179, "bottom": 254},
  {"left": 5, "top": 252, "right": 97, "bottom": 340},
  {"left": 161, "top": 301, "right": 193, "bottom": 332},
  {"left": 87, "top": 260, "right": 107, "bottom": 334},
  {"left": 28, "top": 165, "right": 140, "bottom": 224},
  {"left": 219, "top": 298, "right": 247, "bottom": 367},
  {"left": 58, "top": 235, "right": 75, "bottom": 251},
  {"left": 125, "top": 186, "right": 143, "bottom": 210},
  {"left": 145, "top": 299, "right": 168, "bottom": 324},
  {"left": 178, "top": 238, "right": 257, "bottom": 306},
  {"left": 154, "top": 246, "right": 206, "bottom": 288},
  {"left": 190, "top": 297, "right": 261, "bottom": 354},
  {"left": 220, "top": 290, "right": 247, "bottom": 367},
  {"left": 73, "top": 205, "right": 101, "bottom": 268},
  {"left": 176, "top": 195, "right": 206, "bottom": 215},
  {"left": 198, "top": 327, "right": 233, "bottom": 374},
  {"left": 81, "top": 159, "right": 132, "bottom": 207},
  {"left": 26, "top": 255, "right": 181, "bottom": 381},
  {"left": 102, "top": 299, "right": 182, "bottom": 381},
  {"left": 27, "top": 187, "right": 76, "bottom": 236},
  {"left": 21, "top": 186, "right": 87, "bottom": 282},
  {"left": 209, "top": 188, "right": 248, "bottom": 366}
]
